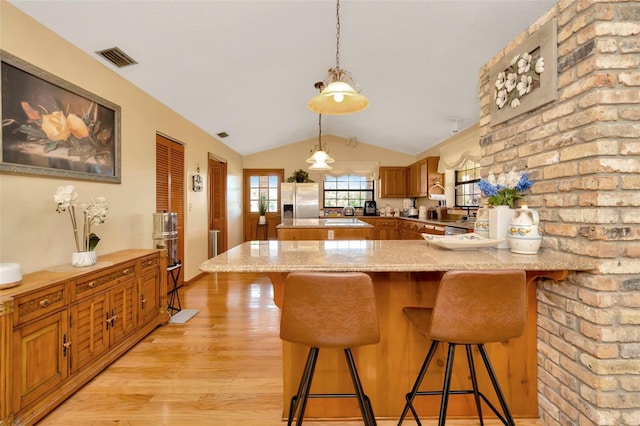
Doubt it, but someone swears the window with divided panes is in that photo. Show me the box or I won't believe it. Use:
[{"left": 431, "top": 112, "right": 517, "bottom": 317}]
[
  {"left": 323, "top": 175, "right": 374, "bottom": 208},
  {"left": 454, "top": 161, "right": 481, "bottom": 207}
]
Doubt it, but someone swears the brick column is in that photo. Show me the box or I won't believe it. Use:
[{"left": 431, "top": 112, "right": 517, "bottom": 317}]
[{"left": 479, "top": 1, "right": 640, "bottom": 424}]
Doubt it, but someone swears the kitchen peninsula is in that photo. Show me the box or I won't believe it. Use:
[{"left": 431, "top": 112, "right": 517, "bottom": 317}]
[
  {"left": 276, "top": 218, "right": 373, "bottom": 240},
  {"left": 200, "top": 240, "right": 596, "bottom": 421}
]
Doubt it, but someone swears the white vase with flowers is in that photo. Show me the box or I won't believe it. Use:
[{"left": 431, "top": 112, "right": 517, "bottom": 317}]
[
  {"left": 54, "top": 185, "right": 108, "bottom": 267},
  {"left": 478, "top": 169, "right": 534, "bottom": 249}
]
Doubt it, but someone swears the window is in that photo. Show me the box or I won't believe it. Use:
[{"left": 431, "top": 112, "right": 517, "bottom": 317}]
[
  {"left": 454, "top": 161, "right": 481, "bottom": 208},
  {"left": 249, "top": 175, "right": 279, "bottom": 213},
  {"left": 323, "top": 175, "right": 374, "bottom": 208}
]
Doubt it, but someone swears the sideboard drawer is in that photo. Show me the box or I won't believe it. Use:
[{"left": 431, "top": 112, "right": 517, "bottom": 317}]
[
  {"left": 73, "top": 261, "right": 136, "bottom": 299},
  {"left": 14, "top": 283, "right": 67, "bottom": 326},
  {"left": 139, "top": 254, "right": 159, "bottom": 274}
]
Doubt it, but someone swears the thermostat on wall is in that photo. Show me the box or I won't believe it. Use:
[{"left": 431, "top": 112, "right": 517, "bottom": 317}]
[{"left": 192, "top": 174, "right": 203, "bottom": 192}]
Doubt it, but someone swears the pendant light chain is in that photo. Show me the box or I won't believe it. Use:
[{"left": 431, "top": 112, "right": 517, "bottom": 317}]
[
  {"left": 335, "top": 0, "right": 341, "bottom": 72},
  {"left": 318, "top": 113, "right": 323, "bottom": 150}
]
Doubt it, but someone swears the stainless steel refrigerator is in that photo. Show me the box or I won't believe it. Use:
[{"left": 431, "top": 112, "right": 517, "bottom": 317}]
[{"left": 281, "top": 183, "right": 320, "bottom": 220}]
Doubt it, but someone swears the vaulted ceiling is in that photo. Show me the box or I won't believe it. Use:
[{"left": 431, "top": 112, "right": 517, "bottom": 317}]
[{"left": 9, "top": 0, "right": 557, "bottom": 156}]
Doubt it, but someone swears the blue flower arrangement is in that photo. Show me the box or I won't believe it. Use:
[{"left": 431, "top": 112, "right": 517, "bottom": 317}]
[{"left": 478, "top": 169, "right": 534, "bottom": 208}]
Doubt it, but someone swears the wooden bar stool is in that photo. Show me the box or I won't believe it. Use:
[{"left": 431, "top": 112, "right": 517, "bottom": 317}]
[
  {"left": 280, "top": 272, "right": 380, "bottom": 426},
  {"left": 398, "top": 270, "right": 526, "bottom": 426}
]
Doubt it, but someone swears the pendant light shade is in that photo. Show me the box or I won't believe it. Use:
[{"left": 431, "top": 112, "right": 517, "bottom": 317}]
[
  {"left": 308, "top": 79, "right": 369, "bottom": 115},
  {"left": 308, "top": 0, "right": 368, "bottom": 116},
  {"left": 307, "top": 83, "right": 334, "bottom": 171}
]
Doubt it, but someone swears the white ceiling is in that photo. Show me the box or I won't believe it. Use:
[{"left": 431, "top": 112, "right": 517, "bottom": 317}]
[{"left": 9, "top": 0, "right": 557, "bottom": 156}]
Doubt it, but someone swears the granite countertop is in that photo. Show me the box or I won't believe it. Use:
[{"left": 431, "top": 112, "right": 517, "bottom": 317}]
[
  {"left": 277, "top": 218, "right": 374, "bottom": 229},
  {"left": 199, "top": 240, "right": 597, "bottom": 273}
]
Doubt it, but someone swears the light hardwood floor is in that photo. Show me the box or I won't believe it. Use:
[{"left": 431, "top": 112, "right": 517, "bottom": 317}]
[{"left": 39, "top": 272, "right": 543, "bottom": 426}]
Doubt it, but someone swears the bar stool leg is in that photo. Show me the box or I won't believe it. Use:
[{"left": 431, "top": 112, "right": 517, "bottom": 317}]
[
  {"left": 288, "top": 347, "right": 319, "bottom": 426},
  {"left": 344, "top": 349, "right": 377, "bottom": 426},
  {"left": 437, "top": 343, "right": 457, "bottom": 426},
  {"left": 465, "top": 345, "right": 485, "bottom": 426},
  {"left": 478, "top": 344, "right": 516, "bottom": 426},
  {"left": 398, "top": 340, "right": 440, "bottom": 426}
]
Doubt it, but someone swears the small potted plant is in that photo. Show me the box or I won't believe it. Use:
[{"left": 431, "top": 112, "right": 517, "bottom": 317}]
[
  {"left": 286, "top": 169, "right": 314, "bottom": 183},
  {"left": 258, "top": 195, "right": 268, "bottom": 224}
]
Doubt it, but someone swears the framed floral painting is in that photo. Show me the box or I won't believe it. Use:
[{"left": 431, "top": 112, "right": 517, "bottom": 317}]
[
  {"left": 1, "top": 50, "right": 121, "bottom": 183},
  {"left": 489, "top": 19, "right": 557, "bottom": 126}
]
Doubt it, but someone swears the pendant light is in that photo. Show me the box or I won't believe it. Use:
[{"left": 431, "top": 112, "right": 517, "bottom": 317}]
[
  {"left": 307, "top": 83, "right": 334, "bottom": 170},
  {"left": 308, "top": 0, "right": 369, "bottom": 115}
]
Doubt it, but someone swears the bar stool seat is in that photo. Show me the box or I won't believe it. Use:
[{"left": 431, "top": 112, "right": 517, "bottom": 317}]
[
  {"left": 399, "top": 269, "right": 527, "bottom": 426},
  {"left": 280, "top": 272, "right": 380, "bottom": 426}
]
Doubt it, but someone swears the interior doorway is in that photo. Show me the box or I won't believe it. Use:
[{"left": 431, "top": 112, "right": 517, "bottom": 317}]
[
  {"left": 208, "top": 155, "right": 228, "bottom": 255},
  {"left": 242, "top": 169, "right": 284, "bottom": 241},
  {"left": 155, "top": 134, "right": 185, "bottom": 286}
]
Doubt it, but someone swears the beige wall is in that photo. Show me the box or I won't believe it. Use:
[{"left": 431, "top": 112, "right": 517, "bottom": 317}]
[
  {"left": 0, "top": 2, "right": 244, "bottom": 279},
  {"left": 480, "top": 1, "right": 639, "bottom": 423}
]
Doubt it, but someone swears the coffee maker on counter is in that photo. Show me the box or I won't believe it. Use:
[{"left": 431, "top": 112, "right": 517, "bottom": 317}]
[{"left": 363, "top": 200, "right": 377, "bottom": 216}]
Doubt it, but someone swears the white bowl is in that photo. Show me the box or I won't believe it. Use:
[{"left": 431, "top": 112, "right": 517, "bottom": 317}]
[{"left": 0, "top": 263, "right": 23, "bottom": 289}]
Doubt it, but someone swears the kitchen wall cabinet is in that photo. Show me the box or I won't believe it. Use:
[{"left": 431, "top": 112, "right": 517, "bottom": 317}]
[
  {"left": 407, "top": 159, "right": 428, "bottom": 198},
  {"left": 378, "top": 167, "right": 407, "bottom": 198},
  {"left": 380, "top": 157, "right": 443, "bottom": 199},
  {"left": 0, "top": 249, "right": 168, "bottom": 426}
]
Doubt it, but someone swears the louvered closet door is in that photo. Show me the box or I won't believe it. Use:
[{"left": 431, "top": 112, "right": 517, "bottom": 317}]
[{"left": 156, "top": 134, "right": 185, "bottom": 285}]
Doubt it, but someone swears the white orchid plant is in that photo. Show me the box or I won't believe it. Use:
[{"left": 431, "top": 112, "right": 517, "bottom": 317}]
[
  {"left": 54, "top": 185, "right": 108, "bottom": 252},
  {"left": 494, "top": 51, "right": 545, "bottom": 110}
]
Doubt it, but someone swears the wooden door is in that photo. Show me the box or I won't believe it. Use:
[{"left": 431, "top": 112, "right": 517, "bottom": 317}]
[
  {"left": 12, "top": 311, "right": 69, "bottom": 410},
  {"left": 242, "top": 169, "right": 284, "bottom": 242},
  {"left": 156, "top": 134, "right": 185, "bottom": 284},
  {"left": 110, "top": 278, "right": 137, "bottom": 344},
  {"left": 208, "top": 156, "right": 227, "bottom": 255},
  {"left": 379, "top": 167, "right": 407, "bottom": 198},
  {"left": 70, "top": 293, "right": 109, "bottom": 372},
  {"left": 139, "top": 270, "right": 159, "bottom": 326}
]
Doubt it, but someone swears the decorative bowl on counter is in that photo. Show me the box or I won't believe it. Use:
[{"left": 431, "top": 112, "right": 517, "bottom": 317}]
[{"left": 422, "top": 233, "right": 505, "bottom": 250}]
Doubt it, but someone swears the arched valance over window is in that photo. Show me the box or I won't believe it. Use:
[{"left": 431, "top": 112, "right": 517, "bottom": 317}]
[
  {"left": 322, "top": 161, "right": 379, "bottom": 180},
  {"left": 437, "top": 124, "right": 481, "bottom": 173}
]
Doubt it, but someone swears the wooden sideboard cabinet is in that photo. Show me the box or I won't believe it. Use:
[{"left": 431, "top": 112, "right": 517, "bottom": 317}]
[{"left": 0, "top": 249, "right": 169, "bottom": 426}]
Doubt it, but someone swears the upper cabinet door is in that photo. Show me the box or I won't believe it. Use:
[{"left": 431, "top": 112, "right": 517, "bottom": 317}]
[{"left": 379, "top": 167, "right": 407, "bottom": 198}]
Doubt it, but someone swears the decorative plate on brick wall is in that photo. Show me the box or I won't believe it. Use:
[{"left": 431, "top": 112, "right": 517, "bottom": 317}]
[{"left": 489, "top": 19, "right": 558, "bottom": 126}]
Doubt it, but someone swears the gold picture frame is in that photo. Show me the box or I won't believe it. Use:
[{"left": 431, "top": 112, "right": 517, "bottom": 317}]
[
  {"left": 1, "top": 50, "right": 121, "bottom": 183},
  {"left": 489, "top": 19, "right": 558, "bottom": 126}
]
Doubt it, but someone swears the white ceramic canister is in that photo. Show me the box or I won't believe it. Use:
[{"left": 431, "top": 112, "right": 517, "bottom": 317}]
[
  {"left": 507, "top": 205, "right": 542, "bottom": 254},
  {"left": 474, "top": 203, "right": 490, "bottom": 238}
]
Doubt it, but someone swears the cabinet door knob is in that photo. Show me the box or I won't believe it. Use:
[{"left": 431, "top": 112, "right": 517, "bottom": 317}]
[
  {"left": 39, "top": 299, "right": 50, "bottom": 308},
  {"left": 88, "top": 281, "right": 96, "bottom": 288}
]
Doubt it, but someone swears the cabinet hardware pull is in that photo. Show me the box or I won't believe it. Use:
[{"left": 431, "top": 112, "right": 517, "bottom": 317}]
[
  {"left": 123, "top": 268, "right": 131, "bottom": 275},
  {"left": 62, "top": 334, "right": 71, "bottom": 356},
  {"left": 88, "top": 281, "right": 96, "bottom": 288},
  {"left": 40, "top": 299, "right": 50, "bottom": 308}
]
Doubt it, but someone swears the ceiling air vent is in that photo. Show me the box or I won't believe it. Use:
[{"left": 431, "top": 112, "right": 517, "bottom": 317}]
[
  {"left": 96, "top": 47, "right": 138, "bottom": 68},
  {"left": 217, "top": 132, "right": 229, "bottom": 138}
]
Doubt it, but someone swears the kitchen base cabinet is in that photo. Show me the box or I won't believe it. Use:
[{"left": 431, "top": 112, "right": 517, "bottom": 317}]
[
  {"left": 0, "top": 249, "right": 168, "bottom": 426},
  {"left": 277, "top": 228, "right": 372, "bottom": 240},
  {"left": 359, "top": 217, "right": 398, "bottom": 239}
]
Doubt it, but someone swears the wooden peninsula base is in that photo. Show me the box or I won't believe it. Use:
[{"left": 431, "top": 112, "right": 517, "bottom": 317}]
[
  {"left": 199, "top": 240, "right": 596, "bottom": 421},
  {"left": 268, "top": 270, "right": 564, "bottom": 420}
]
